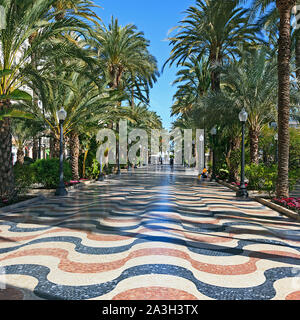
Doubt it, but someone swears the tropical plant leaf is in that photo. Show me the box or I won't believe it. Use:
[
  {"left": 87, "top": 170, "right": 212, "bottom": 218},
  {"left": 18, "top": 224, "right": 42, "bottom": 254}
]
[
  {"left": 0, "top": 90, "right": 32, "bottom": 101},
  {"left": 0, "top": 69, "right": 12, "bottom": 78},
  {"left": 0, "top": 109, "right": 34, "bottom": 121}
]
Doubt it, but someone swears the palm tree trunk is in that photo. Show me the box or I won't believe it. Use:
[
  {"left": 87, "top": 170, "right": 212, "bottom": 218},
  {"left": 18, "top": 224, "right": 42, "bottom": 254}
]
[
  {"left": 227, "top": 135, "right": 241, "bottom": 183},
  {"left": 132, "top": 87, "right": 135, "bottom": 108},
  {"left": 249, "top": 127, "right": 260, "bottom": 165},
  {"left": 82, "top": 149, "right": 89, "bottom": 179},
  {"left": 0, "top": 100, "right": 15, "bottom": 200},
  {"left": 296, "top": 13, "right": 300, "bottom": 88},
  {"left": 209, "top": 52, "right": 221, "bottom": 91},
  {"left": 29, "top": 32, "right": 40, "bottom": 162},
  {"left": 50, "top": 134, "right": 60, "bottom": 159},
  {"left": 32, "top": 138, "right": 39, "bottom": 161},
  {"left": 69, "top": 131, "right": 80, "bottom": 180},
  {"left": 276, "top": 0, "right": 295, "bottom": 198},
  {"left": 16, "top": 147, "right": 25, "bottom": 165}
]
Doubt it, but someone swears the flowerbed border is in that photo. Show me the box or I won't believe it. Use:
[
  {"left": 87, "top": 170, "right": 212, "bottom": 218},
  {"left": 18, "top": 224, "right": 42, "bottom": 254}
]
[
  {"left": 254, "top": 197, "right": 300, "bottom": 222},
  {"left": 217, "top": 179, "right": 300, "bottom": 222},
  {"left": 0, "top": 195, "right": 46, "bottom": 214}
]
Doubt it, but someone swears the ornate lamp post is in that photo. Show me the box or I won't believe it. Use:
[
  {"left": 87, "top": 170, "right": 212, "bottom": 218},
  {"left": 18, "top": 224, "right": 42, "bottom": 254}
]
[
  {"left": 199, "top": 134, "right": 204, "bottom": 176},
  {"left": 236, "top": 108, "right": 249, "bottom": 199},
  {"left": 55, "top": 107, "right": 68, "bottom": 196},
  {"left": 116, "top": 123, "right": 121, "bottom": 175},
  {"left": 210, "top": 126, "right": 217, "bottom": 182}
]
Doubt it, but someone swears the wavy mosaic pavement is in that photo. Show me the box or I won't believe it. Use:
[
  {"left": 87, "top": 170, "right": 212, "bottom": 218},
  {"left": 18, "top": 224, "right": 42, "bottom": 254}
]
[{"left": 0, "top": 166, "right": 300, "bottom": 300}]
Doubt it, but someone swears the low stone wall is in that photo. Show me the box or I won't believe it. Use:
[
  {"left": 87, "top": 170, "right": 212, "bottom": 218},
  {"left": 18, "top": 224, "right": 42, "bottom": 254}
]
[
  {"left": 217, "top": 179, "right": 300, "bottom": 222},
  {"left": 255, "top": 197, "right": 300, "bottom": 222},
  {"left": 0, "top": 195, "right": 45, "bottom": 214}
]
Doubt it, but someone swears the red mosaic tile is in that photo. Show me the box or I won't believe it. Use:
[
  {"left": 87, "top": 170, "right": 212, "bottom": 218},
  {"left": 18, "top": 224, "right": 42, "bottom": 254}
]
[{"left": 112, "top": 286, "right": 198, "bottom": 300}]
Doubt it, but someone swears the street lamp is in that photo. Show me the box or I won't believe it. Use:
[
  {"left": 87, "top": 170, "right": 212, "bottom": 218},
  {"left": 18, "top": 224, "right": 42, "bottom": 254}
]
[
  {"left": 210, "top": 127, "right": 217, "bottom": 182},
  {"left": 116, "top": 145, "right": 121, "bottom": 175},
  {"left": 198, "top": 134, "right": 204, "bottom": 175},
  {"left": 199, "top": 133, "right": 205, "bottom": 165},
  {"left": 236, "top": 108, "right": 249, "bottom": 198},
  {"left": 55, "top": 107, "right": 68, "bottom": 196}
]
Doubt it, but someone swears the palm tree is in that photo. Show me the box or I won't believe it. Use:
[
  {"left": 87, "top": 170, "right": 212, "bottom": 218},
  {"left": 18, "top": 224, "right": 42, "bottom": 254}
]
[
  {"left": 11, "top": 119, "right": 32, "bottom": 165},
  {"left": 220, "top": 48, "right": 278, "bottom": 164},
  {"left": 92, "top": 18, "right": 159, "bottom": 92},
  {"left": 89, "top": 18, "right": 159, "bottom": 171},
  {"left": 21, "top": 69, "right": 120, "bottom": 179},
  {"left": 164, "top": 0, "right": 259, "bottom": 91},
  {"left": 52, "top": 0, "right": 101, "bottom": 23},
  {"left": 243, "top": 0, "right": 296, "bottom": 197},
  {"left": 0, "top": 0, "right": 89, "bottom": 200},
  {"left": 197, "top": 91, "right": 242, "bottom": 182},
  {"left": 124, "top": 102, "right": 163, "bottom": 131},
  {"left": 276, "top": 0, "right": 296, "bottom": 197},
  {"left": 171, "top": 57, "right": 210, "bottom": 117}
]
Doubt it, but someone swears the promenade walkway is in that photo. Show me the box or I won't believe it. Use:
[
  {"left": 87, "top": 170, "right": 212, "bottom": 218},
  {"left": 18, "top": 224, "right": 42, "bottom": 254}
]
[{"left": 0, "top": 166, "right": 299, "bottom": 300}]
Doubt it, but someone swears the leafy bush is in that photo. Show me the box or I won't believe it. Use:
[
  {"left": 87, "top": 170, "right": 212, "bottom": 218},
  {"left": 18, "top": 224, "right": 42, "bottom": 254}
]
[
  {"left": 245, "top": 164, "right": 300, "bottom": 196},
  {"left": 85, "top": 158, "right": 120, "bottom": 179},
  {"left": 30, "top": 158, "right": 72, "bottom": 189},
  {"left": 289, "top": 128, "right": 300, "bottom": 170},
  {"left": 245, "top": 164, "right": 277, "bottom": 196},
  {"left": 289, "top": 168, "right": 300, "bottom": 192},
  {"left": 13, "top": 163, "right": 35, "bottom": 193},
  {"left": 85, "top": 159, "right": 100, "bottom": 179}
]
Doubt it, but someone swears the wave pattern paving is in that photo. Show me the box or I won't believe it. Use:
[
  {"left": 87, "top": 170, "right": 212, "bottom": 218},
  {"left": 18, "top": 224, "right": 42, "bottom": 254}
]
[{"left": 0, "top": 166, "right": 300, "bottom": 300}]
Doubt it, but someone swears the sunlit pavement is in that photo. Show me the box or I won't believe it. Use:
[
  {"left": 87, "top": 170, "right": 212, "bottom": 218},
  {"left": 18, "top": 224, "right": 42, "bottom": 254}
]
[{"left": 0, "top": 165, "right": 300, "bottom": 300}]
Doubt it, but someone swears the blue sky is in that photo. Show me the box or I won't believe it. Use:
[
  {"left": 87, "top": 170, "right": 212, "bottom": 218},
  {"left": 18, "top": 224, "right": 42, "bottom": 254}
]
[
  {"left": 94, "top": 0, "right": 253, "bottom": 130},
  {"left": 94, "top": 0, "right": 197, "bottom": 130}
]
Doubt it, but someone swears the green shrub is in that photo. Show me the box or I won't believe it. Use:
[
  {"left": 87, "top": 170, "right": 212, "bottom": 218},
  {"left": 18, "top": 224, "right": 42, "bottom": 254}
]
[
  {"left": 30, "top": 158, "right": 72, "bottom": 189},
  {"left": 245, "top": 164, "right": 277, "bottom": 196},
  {"left": 85, "top": 158, "right": 100, "bottom": 179},
  {"left": 13, "top": 163, "right": 35, "bottom": 193},
  {"left": 289, "top": 168, "right": 300, "bottom": 192},
  {"left": 245, "top": 164, "right": 300, "bottom": 196}
]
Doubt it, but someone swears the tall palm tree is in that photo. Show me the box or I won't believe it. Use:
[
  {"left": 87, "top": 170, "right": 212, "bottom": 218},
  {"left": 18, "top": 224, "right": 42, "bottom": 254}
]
[
  {"left": 220, "top": 48, "right": 278, "bottom": 164},
  {"left": 124, "top": 102, "right": 163, "bottom": 131},
  {"left": 243, "top": 0, "right": 296, "bottom": 197},
  {"left": 276, "top": 0, "right": 296, "bottom": 197},
  {"left": 92, "top": 18, "right": 159, "bottom": 92},
  {"left": 197, "top": 91, "right": 242, "bottom": 182},
  {"left": 90, "top": 18, "right": 159, "bottom": 171},
  {"left": 52, "top": 0, "right": 101, "bottom": 23},
  {"left": 21, "top": 70, "right": 120, "bottom": 179},
  {"left": 164, "top": 0, "right": 259, "bottom": 91},
  {"left": 0, "top": 0, "right": 90, "bottom": 200},
  {"left": 171, "top": 57, "right": 211, "bottom": 117}
]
